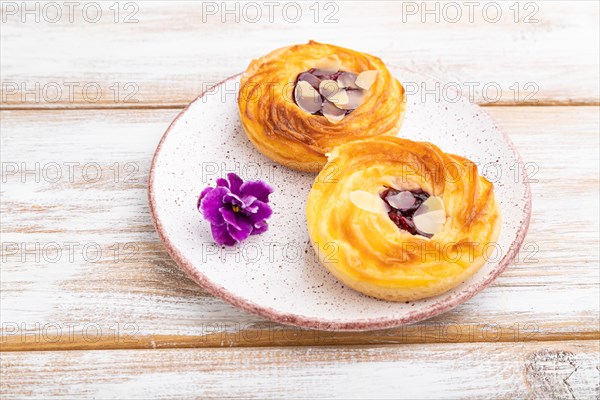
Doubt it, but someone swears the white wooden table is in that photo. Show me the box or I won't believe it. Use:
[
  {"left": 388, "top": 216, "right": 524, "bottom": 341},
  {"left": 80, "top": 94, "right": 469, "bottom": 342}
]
[{"left": 1, "top": 1, "right": 599, "bottom": 398}]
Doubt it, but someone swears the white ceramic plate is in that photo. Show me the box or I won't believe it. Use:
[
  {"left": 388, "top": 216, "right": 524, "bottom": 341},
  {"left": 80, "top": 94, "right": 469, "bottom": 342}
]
[{"left": 148, "top": 69, "right": 531, "bottom": 331}]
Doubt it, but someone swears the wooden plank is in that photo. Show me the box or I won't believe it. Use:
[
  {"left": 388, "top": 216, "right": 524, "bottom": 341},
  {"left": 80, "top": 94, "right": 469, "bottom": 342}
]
[
  {"left": 1, "top": 106, "right": 599, "bottom": 351},
  {"left": 1, "top": 341, "right": 599, "bottom": 399},
  {"left": 1, "top": 1, "right": 598, "bottom": 108}
]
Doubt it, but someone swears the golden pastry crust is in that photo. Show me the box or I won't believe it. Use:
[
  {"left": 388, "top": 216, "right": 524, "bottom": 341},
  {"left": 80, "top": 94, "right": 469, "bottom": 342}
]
[
  {"left": 306, "top": 137, "right": 502, "bottom": 302},
  {"left": 238, "top": 41, "right": 406, "bottom": 172}
]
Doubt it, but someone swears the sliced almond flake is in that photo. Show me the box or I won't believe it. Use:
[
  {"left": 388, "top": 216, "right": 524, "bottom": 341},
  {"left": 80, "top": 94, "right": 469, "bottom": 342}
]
[
  {"left": 412, "top": 196, "right": 446, "bottom": 235},
  {"left": 323, "top": 113, "right": 345, "bottom": 124},
  {"left": 294, "top": 80, "right": 322, "bottom": 114},
  {"left": 413, "top": 212, "right": 445, "bottom": 235},
  {"left": 424, "top": 209, "right": 446, "bottom": 224},
  {"left": 321, "top": 100, "right": 346, "bottom": 123},
  {"left": 349, "top": 190, "right": 391, "bottom": 214},
  {"left": 319, "top": 80, "right": 340, "bottom": 98},
  {"left": 414, "top": 196, "right": 445, "bottom": 217},
  {"left": 428, "top": 196, "right": 445, "bottom": 210},
  {"left": 326, "top": 88, "right": 349, "bottom": 106},
  {"left": 334, "top": 89, "right": 365, "bottom": 110},
  {"left": 297, "top": 72, "right": 321, "bottom": 89},
  {"left": 315, "top": 55, "right": 342, "bottom": 73},
  {"left": 337, "top": 72, "right": 359, "bottom": 89},
  {"left": 355, "top": 70, "right": 378, "bottom": 90},
  {"left": 385, "top": 191, "right": 416, "bottom": 210}
]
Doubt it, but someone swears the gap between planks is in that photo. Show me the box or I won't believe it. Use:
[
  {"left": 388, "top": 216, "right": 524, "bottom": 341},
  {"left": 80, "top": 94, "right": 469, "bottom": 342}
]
[
  {"left": 2, "top": 329, "right": 599, "bottom": 353},
  {"left": 1, "top": 100, "right": 600, "bottom": 111}
]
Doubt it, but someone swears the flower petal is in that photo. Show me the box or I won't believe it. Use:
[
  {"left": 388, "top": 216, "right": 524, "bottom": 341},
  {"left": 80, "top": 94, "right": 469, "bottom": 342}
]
[
  {"left": 241, "top": 195, "right": 257, "bottom": 209},
  {"left": 216, "top": 178, "right": 229, "bottom": 188},
  {"left": 199, "top": 186, "right": 229, "bottom": 225},
  {"left": 240, "top": 181, "right": 273, "bottom": 202},
  {"left": 223, "top": 193, "right": 258, "bottom": 209},
  {"left": 220, "top": 207, "right": 241, "bottom": 230},
  {"left": 251, "top": 220, "right": 269, "bottom": 235},
  {"left": 227, "top": 173, "right": 244, "bottom": 194},
  {"left": 244, "top": 203, "right": 259, "bottom": 214},
  {"left": 226, "top": 217, "right": 253, "bottom": 242},
  {"left": 247, "top": 200, "right": 272, "bottom": 223},
  {"left": 223, "top": 192, "right": 243, "bottom": 207},
  {"left": 211, "top": 223, "right": 237, "bottom": 246},
  {"left": 198, "top": 187, "right": 213, "bottom": 209}
]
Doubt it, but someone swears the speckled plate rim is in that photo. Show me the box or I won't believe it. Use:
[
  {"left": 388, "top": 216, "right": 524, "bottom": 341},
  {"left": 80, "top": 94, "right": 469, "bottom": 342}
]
[{"left": 148, "top": 72, "right": 532, "bottom": 332}]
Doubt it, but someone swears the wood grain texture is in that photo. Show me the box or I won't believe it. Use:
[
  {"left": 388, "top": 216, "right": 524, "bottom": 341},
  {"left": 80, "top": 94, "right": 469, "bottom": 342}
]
[
  {"left": 2, "top": 341, "right": 599, "bottom": 399},
  {"left": 2, "top": 3, "right": 598, "bottom": 398},
  {"left": 1, "top": 1, "right": 598, "bottom": 108},
  {"left": 1, "top": 106, "right": 598, "bottom": 351}
]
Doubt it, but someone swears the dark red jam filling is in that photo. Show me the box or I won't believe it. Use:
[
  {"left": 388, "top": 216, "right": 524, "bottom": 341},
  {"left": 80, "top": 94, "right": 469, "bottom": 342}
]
[{"left": 380, "top": 188, "right": 432, "bottom": 238}]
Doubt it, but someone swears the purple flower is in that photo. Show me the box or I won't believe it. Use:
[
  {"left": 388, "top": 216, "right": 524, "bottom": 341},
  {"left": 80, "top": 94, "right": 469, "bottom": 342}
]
[{"left": 198, "top": 173, "right": 273, "bottom": 246}]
